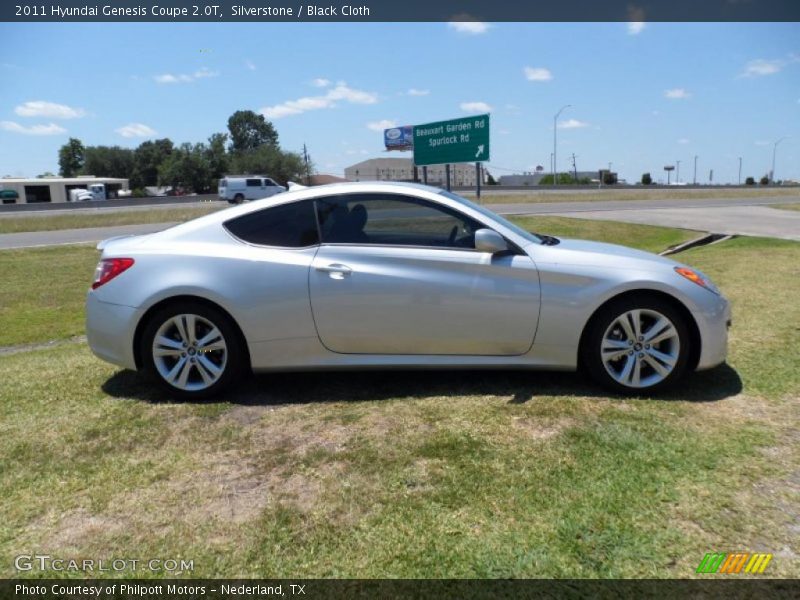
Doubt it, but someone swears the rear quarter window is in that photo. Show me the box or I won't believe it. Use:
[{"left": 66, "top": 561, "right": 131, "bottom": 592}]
[{"left": 224, "top": 200, "right": 319, "bottom": 248}]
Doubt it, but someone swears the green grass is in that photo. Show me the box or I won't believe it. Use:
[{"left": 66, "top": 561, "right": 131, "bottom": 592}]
[
  {"left": 0, "top": 204, "right": 224, "bottom": 234},
  {"left": 0, "top": 218, "right": 798, "bottom": 578},
  {"left": 467, "top": 187, "right": 800, "bottom": 205},
  {"left": 0, "top": 245, "right": 99, "bottom": 347},
  {"left": 770, "top": 203, "right": 800, "bottom": 212}
]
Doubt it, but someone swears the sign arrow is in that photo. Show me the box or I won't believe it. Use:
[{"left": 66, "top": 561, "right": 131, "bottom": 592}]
[{"left": 475, "top": 145, "right": 485, "bottom": 159}]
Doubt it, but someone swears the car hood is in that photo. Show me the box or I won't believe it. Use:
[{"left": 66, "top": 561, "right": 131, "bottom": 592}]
[{"left": 530, "top": 237, "right": 680, "bottom": 270}]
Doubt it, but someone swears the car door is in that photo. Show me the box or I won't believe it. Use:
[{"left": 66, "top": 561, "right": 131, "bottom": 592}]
[
  {"left": 245, "top": 178, "right": 266, "bottom": 200},
  {"left": 308, "top": 193, "right": 540, "bottom": 356}
]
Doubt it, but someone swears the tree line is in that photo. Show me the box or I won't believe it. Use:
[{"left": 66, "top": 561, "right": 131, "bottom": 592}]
[{"left": 57, "top": 110, "right": 309, "bottom": 195}]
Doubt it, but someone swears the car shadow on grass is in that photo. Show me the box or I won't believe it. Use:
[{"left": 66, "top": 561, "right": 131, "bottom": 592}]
[{"left": 102, "top": 363, "right": 742, "bottom": 406}]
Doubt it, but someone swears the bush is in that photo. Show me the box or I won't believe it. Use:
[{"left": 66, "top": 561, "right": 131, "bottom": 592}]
[
  {"left": 760, "top": 176, "right": 770, "bottom": 186},
  {"left": 538, "top": 173, "right": 575, "bottom": 185},
  {"left": 130, "top": 188, "right": 149, "bottom": 198},
  {"left": 745, "top": 177, "right": 755, "bottom": 185},
  {"left": 641, "top": 173, "right": 652, "bottom": 185}
]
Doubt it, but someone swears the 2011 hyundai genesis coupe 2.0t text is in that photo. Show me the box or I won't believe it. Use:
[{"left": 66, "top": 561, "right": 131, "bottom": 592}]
[{"left": 86, "top": 182, "right": 731, "bottom": 399}]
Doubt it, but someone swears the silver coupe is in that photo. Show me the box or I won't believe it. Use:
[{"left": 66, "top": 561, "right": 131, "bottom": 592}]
[{"left": 86, "top": 182, "right": 730, "bottom": 399}]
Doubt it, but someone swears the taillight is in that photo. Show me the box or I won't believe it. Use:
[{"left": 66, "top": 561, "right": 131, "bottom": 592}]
[{"left": 92, "top": 258, "right": 134, "bottom": 289}]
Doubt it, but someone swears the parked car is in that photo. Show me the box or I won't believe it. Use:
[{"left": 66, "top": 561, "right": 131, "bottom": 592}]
[
  {"left": 86, "top": 182, "right": 730, "bottom": 399},
  {"left": 0, "top": 189, "right": 19, "bottom": 204},
  {"left": 218, "top": 175, "right": 286, "bottom": 204}
]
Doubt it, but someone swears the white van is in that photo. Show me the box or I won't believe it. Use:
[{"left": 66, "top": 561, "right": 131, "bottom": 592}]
[{"left": 218, "top": 176, "right": 286, "bottom": 204}]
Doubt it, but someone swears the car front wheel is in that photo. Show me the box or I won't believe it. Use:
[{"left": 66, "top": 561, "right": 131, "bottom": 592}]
[
  {"left": 583, "top": 297, "right": 691, "bottom": 394},
  {"left": 141, "top": 302, "right": 244, "bottom": 399}
]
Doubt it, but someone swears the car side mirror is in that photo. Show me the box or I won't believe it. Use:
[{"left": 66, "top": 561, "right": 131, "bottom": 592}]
[{"left": 474, "top": 228, "right": 509, "bottom": 254}]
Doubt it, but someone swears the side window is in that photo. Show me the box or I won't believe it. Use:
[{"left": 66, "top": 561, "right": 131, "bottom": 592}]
[
  {"left": 265, "top": 179, "right": 277, "bottom": 187},
  {"left": 315, "top": 194, "right": 482, "bottom": 249},
  {"left": 245, "top": 178, "right": 262, "bottom": 187},
  {"left": 224, "top": 200, "right": 319, "bottom": 248}
]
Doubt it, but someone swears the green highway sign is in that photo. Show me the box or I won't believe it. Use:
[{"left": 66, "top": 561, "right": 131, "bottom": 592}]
[{"left": 413, "top": 114, "right": 490, "bottom": 166}]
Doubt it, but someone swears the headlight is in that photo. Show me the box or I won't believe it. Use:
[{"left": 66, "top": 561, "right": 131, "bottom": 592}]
[{"left": 674, "top": 266, "right": 720, "bottom": 295}]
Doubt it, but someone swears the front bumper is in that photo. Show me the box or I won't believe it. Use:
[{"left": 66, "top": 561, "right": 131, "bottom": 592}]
[
  {"left": 85, "top": 292, "right": 141, "bottom": 370},
  {"left": 694, "top": 294, "right": 732, "bottom": 371}
]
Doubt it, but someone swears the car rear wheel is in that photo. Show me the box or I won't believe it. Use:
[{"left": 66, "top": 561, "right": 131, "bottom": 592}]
[
  {"left": 582, "top": 297, "right": 690, "bottom": 394},
  {"left": 141, "top": 302, "right": 245, "bottom": 399},
  {"left": 233, "top": 193, "right": 244, "bottom": 204}
]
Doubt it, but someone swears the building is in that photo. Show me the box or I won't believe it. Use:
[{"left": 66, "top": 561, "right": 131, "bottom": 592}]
[
  {"left": 344, "top": 158, "right": 480, "bottom": 186},
  {"left": 0, "top": 176, "right": 129, "bottom": 203}
]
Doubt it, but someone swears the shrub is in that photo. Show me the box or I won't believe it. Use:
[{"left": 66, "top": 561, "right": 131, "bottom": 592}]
[
  {"left": 641, "top": 173, "right": 652, "bottom": 185},
  {"left": 745, "top": 177, "right": 755, "bottom": 185}
]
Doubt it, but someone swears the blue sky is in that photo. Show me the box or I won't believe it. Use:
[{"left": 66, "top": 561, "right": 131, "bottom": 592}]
[{"left": 0, "top": 21, "right": 798, "bottom": 183}]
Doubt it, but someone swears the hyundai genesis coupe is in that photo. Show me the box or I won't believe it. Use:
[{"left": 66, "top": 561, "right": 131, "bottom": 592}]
[{"left": 86, "top": 182, "right": 730, "bottom": 399}]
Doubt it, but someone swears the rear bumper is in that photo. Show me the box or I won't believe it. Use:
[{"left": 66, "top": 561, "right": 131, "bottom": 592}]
[
  {"left": 85, "top": 293, "right": 140, "bottom": 370},
  {"left": 694, "top": 295, "right": 731, "bottom": 371}
]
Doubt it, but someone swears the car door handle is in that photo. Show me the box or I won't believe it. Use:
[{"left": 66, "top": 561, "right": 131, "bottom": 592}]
[{"left": 316, "top": 263, "right": 352, "bottom": 278}]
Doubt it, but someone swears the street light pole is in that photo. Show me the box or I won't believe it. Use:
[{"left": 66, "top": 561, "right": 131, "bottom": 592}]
[
  {"left": 676, "top": 160, "right": 681, "bottom": 183},
  {"left": 553, "top": 104, "right": 571, "bottom": 187},
  {"left": 738, "top": 157, "right": 742, "bottom": 185},
  {"left": 693, "top": 155, "right": 698, "bottom": 185},
  {"left": 771, "top": 137, "right": 788, "bottom": 183}
]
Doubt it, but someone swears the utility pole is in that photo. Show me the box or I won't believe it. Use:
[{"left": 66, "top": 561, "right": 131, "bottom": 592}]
[
  {"left": 738, "top": 157, "right": 742, "bottom": 185},
  {"left": 771, "top": 137, "right": 788, "bottom": 183},
  {"left": 571, "top": 153, "right": 578, "bottom": 183},
  {"left": 553, "top": 104, "right": 571, "bottom": 187},
  {"left": 302, "top": 143, "right": 311, "bottom": 185},
  {"left": 693, "top": 155, "right": 698, "bottom": 185},
  {"left": 676, "top": 160, "right": 681, "bottom": 184}
]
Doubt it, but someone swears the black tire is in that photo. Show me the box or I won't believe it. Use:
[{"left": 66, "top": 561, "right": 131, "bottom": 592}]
[
  {"left": 233, "top": 193, "right": 245, "bottom": 204},
  {"left": 581, "top": 296, "right": 691, "bottom": 395},
  {"left": 140, "top": 301, "right": 246, "bottom": 400}
]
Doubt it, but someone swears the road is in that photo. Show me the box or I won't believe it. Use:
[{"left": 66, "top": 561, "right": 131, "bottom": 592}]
[{"left": 1, "top": 196, "right": 798, "bottom": 250}]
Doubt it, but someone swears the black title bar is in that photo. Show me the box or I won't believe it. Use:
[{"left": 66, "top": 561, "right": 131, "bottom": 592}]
[{"left": 3, "top": 0, "right": 800, "bottom": 22}]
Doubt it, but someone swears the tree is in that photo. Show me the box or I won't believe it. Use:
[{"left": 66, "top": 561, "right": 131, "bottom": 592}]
[
  {"left": 538, "top": 173, "right": 574, "bottom": 185},
  {"left": 641, "top": 172, "right": 653, "bottom": 185},
  {"left": 485, "top": 171, "right": 497, "bottom": 185},
  {"left": 602, "top": 171, "right": 618, "bottom": 185},
  {"left": 760, "top": 175, "right": 770, "bottom": 185},
  {"left": 37, "top": 171, "right": 56, "bottom": 178},
  {"left": 745, "top": 176, "right": 755, "bottom": 185},
  {"left": 227, "top": 110, "right": 279, "bottom": 153},
  {"left": 133, "top": 138, "right": 174, "bottom": 189},
  {"left": 206, "top": 133, "right": 229, "bottom": 182},
  {"left": 228, "top": 145, "right": 306, "bottom": 186},
  {"left": 58, "top": 137, "right": 85, "bottom": 177},
  {"left": 82, "top": 146, "right": 135, "bottom": 179},
  {"left": 158, "top": 143, "right": 213, "bottom": 193}
]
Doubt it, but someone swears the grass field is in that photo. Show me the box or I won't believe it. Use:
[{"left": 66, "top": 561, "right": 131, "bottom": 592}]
[
  {"left": 772, "top": 203, "right": 800, "bottom": 212},
  {"left": 0, "top": 204, "right": 224, "bottom": 234},
  {"left": 468, "top": 187, "right": 800, "bottom": 205},
  {"left": 0, "top": 217, "right": 797, "bottom": 578}
]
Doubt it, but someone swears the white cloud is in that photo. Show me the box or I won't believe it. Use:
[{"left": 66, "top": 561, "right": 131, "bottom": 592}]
[
  {"left": 0, "top": 121, "right": 67, "bottom": 135},
  {"left": 460, "top": 101, "right": 492, "bottom": 113},
  {"left": 367, "top": 119, "right": 397, "bottom": 132},
  {"left": 311, "top": 78, "right": 331, "bottom": 87},
  {"left": 192, "top": 67, "right": 219, "bottom": 79},
  {"left": 115, "top": 123, "right": 157, "bottom": 138},
  {"left": 245, "top": 60, "right": 257, "bottom": 71},
  {"left": 678, "top": 138, "right": 690, "bottom": 144},
  {"left": 261, "top": 82, "right": 378, "bottom": 119},
  {"left": 627, "top": 21, "right": 646, "bottom": 35},
  {"left": 739, "top": 58, "right": 784, "bottom": 78},
  {"left": 14, "top": 101, "right": 85, "bottom": 119},
  {"left": 558, "top": 118, "right": 589, "bottom": 129},
  {"left": 407, "top": 88, "right": 430, "bottom": 96},
  {"left": 154, "top": 68, "right": 219, "bottom": 84},
  {"left": 523, "top": 66, "right": 553, "bottom": 82},
  {"left": 665, "top": 88, "right": 691, "bottom": 99},
  {"left": 447, "top": 17, "right": 489, "bottom": 35}
]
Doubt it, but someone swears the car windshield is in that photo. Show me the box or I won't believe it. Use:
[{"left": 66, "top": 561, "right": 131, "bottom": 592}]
[{"left": 438, "top": 190, "right": 543, "bottom": 245}]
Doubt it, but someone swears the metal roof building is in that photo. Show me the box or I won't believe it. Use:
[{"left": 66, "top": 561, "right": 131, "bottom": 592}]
[{"left": 0, "top": 176, "right": 129, "bottom": 204}]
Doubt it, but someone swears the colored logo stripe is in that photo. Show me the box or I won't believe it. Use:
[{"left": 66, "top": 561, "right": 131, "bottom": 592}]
[{"left": 696, "top": 552, "right": 773, "bottom": 574}]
